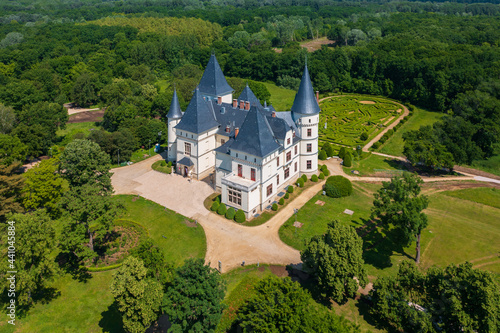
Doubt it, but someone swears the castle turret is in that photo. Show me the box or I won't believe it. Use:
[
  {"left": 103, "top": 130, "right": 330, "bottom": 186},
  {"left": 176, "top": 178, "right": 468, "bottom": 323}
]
[
  {"left": 291, "top": 64, "right": 320, "bottom": 174},
  {"left": 166, "top": 88, "right": 183, "bottom": 162},
  {"left": 198, "top": 54, "right": 234, "bottom": 104}
]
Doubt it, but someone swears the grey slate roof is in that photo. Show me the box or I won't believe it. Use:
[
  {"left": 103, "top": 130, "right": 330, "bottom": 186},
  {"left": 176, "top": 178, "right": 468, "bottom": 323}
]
[
  {"left": 266, "top": 116, "right": 289, "bottom": 140},
  {"left": 226, "top": 106, "right": 281, "bottom": 158},
  {"left": 211, "top": 103, "right": 247, "bottom": 137},
  {"left": 166, "top": 89, "right": 183, "bottom": 119},
  {"left": 291, "top": 64, "right": 320, "bottom": 116},
  {"left": 175, "top": 88, "right": 219, "bottom": 134},
  {"left": 198, "top": 54, "right": 233, "bottom": 97},
  {"left": 276, "top": 111, "right": 299, "bottom": 134},
  {"left": 177, "top": 157, "right": 194, "bottom": 167},
  {"left": 238, "top": 84, "right": 262, "bottom": 108}
]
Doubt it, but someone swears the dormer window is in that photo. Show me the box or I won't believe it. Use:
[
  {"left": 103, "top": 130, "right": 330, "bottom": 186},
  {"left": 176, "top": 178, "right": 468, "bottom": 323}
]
[{"left": 287, "top": 138, "right": 291, "bottom": 145}]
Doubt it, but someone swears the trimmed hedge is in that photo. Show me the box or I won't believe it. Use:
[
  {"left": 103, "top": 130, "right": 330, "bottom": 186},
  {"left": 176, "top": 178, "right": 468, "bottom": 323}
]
[
  {"left": 234, "top": 209, "right": 245, "bottom": 223},
  {"left": 338, "top": 147, "right": 346, "bottom": 159},
  {"left": 211, "top": 201, "right": 220, "bottom": 211},
  {"left": 272, "top": 203, "right": 278, "bottom": 211},
  {"left": 318, "top": 150, "right": 327, "bottom": 160},
  {"left": 323, "top": 169, "right": 330, "bottom": 177},
  {"left": 372, "top": 142, "right": 380, "bottom": 149},
  {"left": 311, "top": 174, "right": 318, "bottom": 182},
  {"left": 326, "top": 176, "right": 353, "bottom": 197},
  {"left": 360, "top": 132, "right": 368, "bottom": 141},
  {"left": 225, "top": 207, "right": 235, "bottom": 220},
  {"left": 322, "top": 142, "right": 335, "bottom": 157},
  {"left": 343, "top": 152, "right": 352, "bottom": 167},
  {"left": 301, "top": 174, "right": 307, "bottom": 182},
  {"left": 217, "top": 203, "right": 227, "bottom": 215},
  {"left": 297, "top": 178, "right": 305, "bottom": 187},
  {"left": 279, "top": 198, "right": 285, "bottom": 205},
  {"left": 284, "top": 192, "right": 290, "bottom": 199},
  {"left": 287, "top": 185, "right": 294, "bottom": 193},
  {"left": 324, "top": 183, "right": 342, "bottom": 198},
  {"left": 319, "top": 172, "right": 325, "bottom": 180}
]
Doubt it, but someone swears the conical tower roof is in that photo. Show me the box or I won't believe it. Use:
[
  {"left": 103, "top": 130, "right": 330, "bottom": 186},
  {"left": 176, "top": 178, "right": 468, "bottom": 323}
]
[
  {"left": 291, "top": 64, "right": 320, "bottom": 115},
  {"left": 166, "top": 88, "right": 183, "bottom": 119},
  {"left": 175, "top": 87, "right": 219, "bottom": 134},
  {"left": 228, "top": 106, "right": 280, "bottom": 158},
  {"left": 198, "top": 54, "right": 233, "bottom": 97},
  {"left": 238, "top": 83, "right": 262, "bottom": 107}
]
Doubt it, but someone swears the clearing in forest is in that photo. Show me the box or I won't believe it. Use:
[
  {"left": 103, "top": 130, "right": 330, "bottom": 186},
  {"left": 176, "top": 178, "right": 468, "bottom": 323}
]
[{"left": 319, "top": 96, "right": 401, "bottom": 147}]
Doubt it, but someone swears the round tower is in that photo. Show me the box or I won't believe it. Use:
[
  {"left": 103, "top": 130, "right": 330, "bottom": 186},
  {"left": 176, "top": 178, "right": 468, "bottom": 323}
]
[
  {"left": 166, "top": 89, "right": 183, "bottom": 162},
  {"left": 291, "top": 64, "right": 320, "bottom": 175}
]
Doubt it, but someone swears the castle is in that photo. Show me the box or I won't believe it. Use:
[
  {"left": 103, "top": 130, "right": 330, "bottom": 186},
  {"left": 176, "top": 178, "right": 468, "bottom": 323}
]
[{"left": 166, "top": 54, "right": 320, "bottom": 218}]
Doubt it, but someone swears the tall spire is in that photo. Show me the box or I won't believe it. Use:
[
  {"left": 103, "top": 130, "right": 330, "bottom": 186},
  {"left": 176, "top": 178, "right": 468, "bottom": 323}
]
[
  {"left": 175, "top": 87, "right": 219, "bottom": 134},
  {"left": 166, "top": 88, "right": 183, "bottom": 119},
  {"left": 291, "top": 64, "right": 320, "bottom": 115},
  {"left": 198, "top": 54, "right": 233, "bottom": 97}
]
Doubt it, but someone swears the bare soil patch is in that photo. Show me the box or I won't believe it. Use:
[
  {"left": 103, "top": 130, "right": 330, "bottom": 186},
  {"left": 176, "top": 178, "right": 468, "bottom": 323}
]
[
  {"left": 68, "top": 110, "right": 104, "bottom": 123},
  {"left": 359, "top": 100, "right": 376, "bottom": 105},
  {"left": 454, "top": 166, "right": 500, "bottom": 181},
  {"left": 300, "top": 37, "right": 335, "bottom": 52}
]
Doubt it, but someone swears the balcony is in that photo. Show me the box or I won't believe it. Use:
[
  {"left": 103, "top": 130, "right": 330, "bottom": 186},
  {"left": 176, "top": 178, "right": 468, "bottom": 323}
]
[{"left": 221, "top": 173, "right": 259, "bottom": 192}]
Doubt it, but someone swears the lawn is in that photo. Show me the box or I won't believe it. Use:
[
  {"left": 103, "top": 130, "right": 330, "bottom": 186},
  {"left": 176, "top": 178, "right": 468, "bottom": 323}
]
[
  {"left": 442, "top": 187, "right": 500, "bottom": 209},
  {"left": 263, "top": 82, "right": 296, "bottom": 111},
  {"left": 319, "top": 95, "right": 402, "bottom": 147},
  {"left": 471, "top": 144, "right": 500, "bottom": 177},
  {"left": 114, "top": 195, "right": 206, "bottom": 266},
  {"left": 379, "top": 107, "right": 444, "bottom": 157},
  {"left": 343, "top": 152, "right": 406, "bottom": 177}
]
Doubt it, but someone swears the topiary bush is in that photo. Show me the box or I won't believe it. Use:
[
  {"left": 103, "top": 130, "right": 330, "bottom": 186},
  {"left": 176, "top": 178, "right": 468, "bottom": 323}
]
[
  {"left": 338, "top": 147, "right": 346, "bottom": 159},
  {"left": 284, "top": 192, "right": 290, "bottom": 199},
  {"left": 167, "top": 161, "right": 172, "bottom": 167},
  {"left": 324, "top": 183, "right": 342, "bottom": 198},
  {"left": 287, "top": 185, "right": 294, "bottom": 193},
  {"left": 225, "top": 207, "right": 235, "bottom": 220},
  {"left": 211, "top": 201, "right": 220, "bottom": 211},
  {"left": 272, "top": 203, "right": 278, "bottom": 211},
  {"left": 234, "top": 209, "right": 245, "bottom": 223},
  {"left": 301, "top": 174, "right": 307, "bottom": 182},
  {"left": 319, "top": 172, "right": 325, "bottom": 180},
  {"left": 323, "top": 169, "right": 330, "bottom": 177},
  {"left": 322, "top": 142, "right": 335, "bottom": 157},
  {"left": 372, "top": 142, "right": 380, "bottom": 149},
  {"left": 343, "top": 152, "right": 352, "bottom": 167},
  {"left": 326, "top": 176, "right": 353, "bottom": 197},
  {"left": 279, "top": 198, "right": 285, "bottom": 205},
  {"left": 217, "top": 203, "right": 227, "bottom": 215},
  {"left": 360, "top": 132, "right": 368, "bottom": 141},
  {"left": 318, "top": 150, "right": 327, "bottom": 160},
  {"left": 297, "top": 178, "right": 305, "bottom": 187},
  {"left": 311, "top": 174, "right": 318, "bottom": 182}
]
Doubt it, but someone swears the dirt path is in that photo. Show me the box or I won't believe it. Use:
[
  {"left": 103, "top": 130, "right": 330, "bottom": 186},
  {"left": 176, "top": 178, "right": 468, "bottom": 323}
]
[{"left": 64, "top": 103, "right": 101, "bottom": 115}]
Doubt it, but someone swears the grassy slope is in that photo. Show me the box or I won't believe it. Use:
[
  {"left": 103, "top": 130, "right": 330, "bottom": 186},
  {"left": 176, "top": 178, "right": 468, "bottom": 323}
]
[
  {"left": 263, "top": 82, "right": 296, "bottom": 111},
  {"left": 343, "top": 153, "right": 406, "bottom": 177},
  {"left": 471, "top": 145, "right": 500, "bottom": 177},
  {"left": 379, "top": 108, "right": 444, "bottom": 157},
  {"left": 442, "top": 187, "right": 500, "bottom": 209}
]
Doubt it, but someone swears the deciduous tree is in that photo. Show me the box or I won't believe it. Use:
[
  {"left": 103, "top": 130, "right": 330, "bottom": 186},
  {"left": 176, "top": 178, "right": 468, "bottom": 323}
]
[
  {"left": 0, "top": 161, "right": 24, "bottom": 223},
  {"left": 0, "top": 134, "right": 27, "bottom": 165}
]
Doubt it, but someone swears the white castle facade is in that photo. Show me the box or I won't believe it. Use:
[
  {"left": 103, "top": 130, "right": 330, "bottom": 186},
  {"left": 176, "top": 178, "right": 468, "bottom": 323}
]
[{"left": 166, "top": 55, "right": 320, "bottom": 218}]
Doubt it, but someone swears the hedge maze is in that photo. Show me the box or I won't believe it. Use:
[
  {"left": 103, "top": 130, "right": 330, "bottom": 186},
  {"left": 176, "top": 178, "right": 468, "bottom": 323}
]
[{"left": 319, "top": 96, "right": 401, "bottom": 147}]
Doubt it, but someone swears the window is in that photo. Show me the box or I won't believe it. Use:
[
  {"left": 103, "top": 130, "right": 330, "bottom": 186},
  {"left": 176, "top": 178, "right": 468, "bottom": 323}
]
[
  {"left": 267, "top": 184, "right": 273, "bottom": 197},
  {"left": 277, "top": 157, "right": 279, "bottom": 167},
  {"left": 185, "top": 142, "right": 191, "bottom": 156},
  {"left": 294, "top": 162, "right": 297, "bottom": 172},
  {"left": 221, "top": 139, "right": 225, "bottom": 145},
  {"left": 236, "top": 153, "right": 238, "bottom": 158},
  {"left": 287, "top": 138, "right": 291, "bottom": 145},
  {"left": 286, "top": 151, "right": 291, "bottom": 162},
  {"left": 238, "top": 164, "right": 242, "bottom": 177},
  {"left": 251, "top": 168, "right": 256, "bottom": 181},
  {"left": 284, "top": 168, "right": 290, "bottom": 179},
  {"left": 307, "top": 143, "right": 312, "bottom": 152},
  {"left": 277, "top": 175, "right": 279, "bottom": 185},
  {"left": 307, "top": 128, "right": 312, "bottom": 137},
  {"left": 307, "top": 160, "right": 312, "bottom": 169},
  {"left": 228, "top": 186, "right": 242, "bottom": 206},
  {"left": 295, "top": 145, "right": 297, "bottom": 154}
]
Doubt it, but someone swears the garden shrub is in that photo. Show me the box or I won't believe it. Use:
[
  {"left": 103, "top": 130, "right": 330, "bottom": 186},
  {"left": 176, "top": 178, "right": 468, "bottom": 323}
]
[
  {"left": 234, "top": 209, "right": 245, "bottom": 223},
  {"left": 323, "top": 169, "right": 330, "bottom": 176},
  {"left": 311, "top": 174, "right": 318, "bottom": 182},
  {"left": 287, "top": 185, "right": 294, "bottom": 193},
  {"left": 372, "top": 142, "right": 380, "bottom": 149},
  {"left": 215, "top": 195, "right": 221, "bottom": 203},
  {"left": 225, "top": 207, "right": 235, "bottom": 220},
  {"left": 322, "top": 142, "right": 335, "bottom": 157},
  {"left": 320, "top": 164, "right": 328, "bottom": 173},
  {"left": 279, "top": 198, "right": 285, "bottom": 205},
  {"left": 338, "top": 147, "right": 346, "bottom": 159},
  {"left": 387, "top": 129, "right": 394, "bottom": 136},
  {"left": 211, "top": 201, "right": 220, "bottom": 211},
  {"left": 318, "top": 150, "right": 327, "bottom": 160},
  {"left": 272, "top": 203, "right": 278, "bottom": 211},
  {"left": 324, "top": 183, "right": 342, "bottom": 198},
  {"left": 326, "top": 176, "right": 353, "bottom": 197},
  {"left": 360, "top": 132, "right": 368, "bottom": 141},
  {"left": 343, "top": 152, "right": 352, "bottom": 167},
  {"left": 319, "top": 172, "right": 325, "bottom": 180},
  {"left": 297, "top": 178, "right": 304, "bottom": 187},
  {"left": 301, "top": 174, "right": 307, "bottom": 182},
  {"left": 167, "top": 161, "right": 172, "bottom": 167},
  {"left": 284, "top": 192, "right": 290, "bottom": 199},
  {"left": 217, "top": 203, "right": 227, "bottom": 215}
]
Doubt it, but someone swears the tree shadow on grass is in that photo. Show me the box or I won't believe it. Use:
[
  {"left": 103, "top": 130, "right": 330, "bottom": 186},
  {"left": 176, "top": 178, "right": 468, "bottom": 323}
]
[
  {"left": 355, "top": 297, "right": 400, "bottom": 333},
  {"left": 55, "top": 252, "right": 91, "bottom": 282},
  {"left": 99, "top": 301, "right": 124, "bottom": 333}
]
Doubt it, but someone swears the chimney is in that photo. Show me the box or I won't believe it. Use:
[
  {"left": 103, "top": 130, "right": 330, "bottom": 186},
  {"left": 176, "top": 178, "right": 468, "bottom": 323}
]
[
  {"left": 245, "top": 101, "right": 250, "bottom": 110},
  {"left": 316, "top": 91, "right": 319, "bottom": 103},
  {"left": 235, "top": 127, "right": 239, "bottom": 138},
  {"left": 272, "top": 111, "right": 276, "bottom": 118},
  {"left": 217, "top": 96, "right": 222, "bottom": 105},
  {"left": 239, "top": 100, "right": 244, "bottom": 109},
  {"left": 233, "top": 99, "right": 237, "bottom": 108},
  {"left": 225, "top": 125, "right": 230, "bottom": 133}
]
